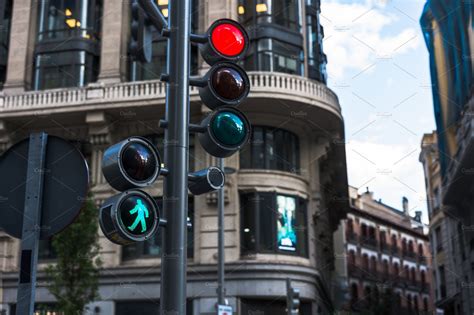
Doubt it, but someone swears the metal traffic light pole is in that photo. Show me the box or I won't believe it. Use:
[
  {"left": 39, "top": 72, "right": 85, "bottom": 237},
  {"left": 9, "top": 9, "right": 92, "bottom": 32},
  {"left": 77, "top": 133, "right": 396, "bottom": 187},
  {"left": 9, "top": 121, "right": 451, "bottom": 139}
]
[
  {"left": 160, "top": 0, "right": 191, "bottom": 313},
  {"left": 217, "top": 158, "right": 225, "bottom": 306}
]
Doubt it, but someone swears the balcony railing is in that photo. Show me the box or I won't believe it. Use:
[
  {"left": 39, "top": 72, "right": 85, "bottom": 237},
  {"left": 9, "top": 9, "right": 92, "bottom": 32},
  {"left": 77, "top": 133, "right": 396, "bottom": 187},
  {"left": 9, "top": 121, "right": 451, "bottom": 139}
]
[{"left": 0, "top": 72, "right": 341, "bottom": 115}]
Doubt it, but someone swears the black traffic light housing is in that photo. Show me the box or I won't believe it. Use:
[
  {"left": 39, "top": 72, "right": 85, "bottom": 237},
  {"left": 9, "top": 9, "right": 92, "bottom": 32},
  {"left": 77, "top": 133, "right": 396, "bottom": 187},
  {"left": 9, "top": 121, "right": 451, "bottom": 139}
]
[
  {"left": 188, "top": 167, "right": 225, "bottom": 195},
  {"left": 198, "top": 19, "right": 249, "bottom": 66},
  {"left": 99, "top": 190, "right": 160, "bottom": 245},
  {"left": 198, "top": 62, "right": 250, "bottom": 110},
  {"left": 198, "top": 107, "right": 251, "bottom": 158},
  {"left": 102, "top": 136, "right": 162, "bottom": 191}
]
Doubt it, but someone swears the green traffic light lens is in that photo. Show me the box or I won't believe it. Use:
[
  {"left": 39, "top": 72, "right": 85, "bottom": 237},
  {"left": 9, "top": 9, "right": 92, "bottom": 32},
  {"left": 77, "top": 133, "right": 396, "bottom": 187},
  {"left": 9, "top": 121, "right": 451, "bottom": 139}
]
[
  {"left": 210, "top": 111, "right": 247, "bottom": 146},
  {"left": 121, "top": 142, "right": 157, "bottom": 182},
  {"left": 118, "top": 194, "right": 155, "bottom": 236}
]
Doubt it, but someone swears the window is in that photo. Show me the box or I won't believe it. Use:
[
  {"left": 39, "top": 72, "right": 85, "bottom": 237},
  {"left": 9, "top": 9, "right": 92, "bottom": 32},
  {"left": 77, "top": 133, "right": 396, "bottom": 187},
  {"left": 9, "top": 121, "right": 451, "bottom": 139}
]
[
  {"left": 362, "top": 254, "right": 369, "bottom": 271},
  {"left": 33, "top": 0, "right": 102, "bottom": 90},
  {"left": 122, "top": 197, "right": 194, "bottom": 260},
  {"left": 369, "top": 256, "right": 376, "bottom": 273},
  {"left": 435, "top": 226, "right": 443, "bottom": 252},
  {"left": 393, "top": 262, "right": 399, "bottom": 278},
  {"left": 305, "top": 0, "right": 327, "bottom": 82},
  {"left": 382, "top": 259, "right": 389, "bottom": 275},
  {"left": 0, "top": 0, "right": 12, "bottom": 89},
  {"left": 348, "top": 250, "right": 355, "bottom": 266},
  {"left": 240, "top": 126, "right": 300, "bottom": 173},
  {"left": 350, "top": 283, "right": 358, "bottom": 307},
  {"left": 240, "top": 192, "right": 307, "bottom": 257},
  {"left": 238, "top": 0, "right": 304, "bottom": 75},
  {"left": 238, "top": 0, "right": 301, "bottom": 32},
  {"left": 244, "top": 38, "right": 304, "bottom": 75},
  {"left": 129, "top": 0, "right": 199, "bottom": 81}
]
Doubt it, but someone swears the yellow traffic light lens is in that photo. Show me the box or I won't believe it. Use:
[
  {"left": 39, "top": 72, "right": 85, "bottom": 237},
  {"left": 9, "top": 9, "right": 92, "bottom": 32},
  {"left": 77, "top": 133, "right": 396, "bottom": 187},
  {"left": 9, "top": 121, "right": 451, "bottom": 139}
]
[{"left": 211, "top": 67, "right": 246, "bottom": 101}]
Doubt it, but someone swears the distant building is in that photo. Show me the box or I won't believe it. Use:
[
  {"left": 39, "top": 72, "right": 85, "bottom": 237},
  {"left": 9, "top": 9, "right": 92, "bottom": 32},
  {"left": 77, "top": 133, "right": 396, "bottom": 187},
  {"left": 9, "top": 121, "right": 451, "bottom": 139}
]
[
  {"left": 334, "top": 187, "right": 434, "bottom": 314},
  {"left": 420, "top": 0, "right": 474, "bottom": 314},
  {"left": 420, "top": 132, "right": 467, "bottom": 315}
]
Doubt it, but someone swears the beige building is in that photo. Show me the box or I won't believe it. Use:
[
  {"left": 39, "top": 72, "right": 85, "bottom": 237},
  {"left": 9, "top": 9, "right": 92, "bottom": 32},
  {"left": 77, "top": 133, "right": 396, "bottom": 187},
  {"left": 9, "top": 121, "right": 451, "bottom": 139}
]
[
  {"left": 420, "top": 132, "right": 466, "bottom": 315},
  {"left": 334, "top": 187, "right": 434, "bottom": 314},
  {"left": 0, "top": 0, "right": 349, "bottom": 314}
]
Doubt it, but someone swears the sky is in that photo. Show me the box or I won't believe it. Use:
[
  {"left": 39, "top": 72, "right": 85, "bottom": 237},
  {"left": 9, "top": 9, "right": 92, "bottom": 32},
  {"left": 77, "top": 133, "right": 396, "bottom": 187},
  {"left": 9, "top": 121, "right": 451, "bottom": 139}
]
[{"left": 320, "top": 0, "right": 436, "bottom": 223}]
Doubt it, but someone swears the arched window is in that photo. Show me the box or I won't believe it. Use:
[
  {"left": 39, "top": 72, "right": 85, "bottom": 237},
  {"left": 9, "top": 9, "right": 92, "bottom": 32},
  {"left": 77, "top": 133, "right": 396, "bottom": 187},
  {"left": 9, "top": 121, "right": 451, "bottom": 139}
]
[
  {"left": 408, "top": 240, "right": 414, "bottom": 253},
  {"left": 414, "top": 295, "right": 419, "bottom": 312},
  {"left": 407, "top": 294, "right": 412, "bottom": 310},
  {"left": 383, "top": 259, "right": 389, "bottom": 275},
  {"left": 370, "top": 256, "right": 377, "bottom": 273},
  {"left": 364, "top": 286, "right": 372, "bottom": 304},
  {"left": 348, "top": 250, "right": 356, "bottom": 266},
  {"left": 423, "top": 297, "right": 429, "bottom": 311},
  {"left": 347, "top": 219, "right": 354, "bottom": 234},
  {"left": 393, "top": 262, "right": 399, "bottom": 278},
  {"left": 404, "top": 265, "right": 409, "bottom": 279},
  {"left": 418, "top": 243, "right": 424, "bottom": 257},
  {"left": 402, "top": 238, "right": 408, "bottom": 253},
  {"left": 411, "top": 267, "right": 417, "bottom": 282},
  {"left": 421, "top": 270, "right": 426, "bottom": 284},
  {"left": 350, "top": 283, "right": 358, "bottom": 306},
  {"left": 362, "top": 254, "right": 369, "bottom": 271},
  {"left": 361, "top": 224, "right": 367, "bottom": 238}
]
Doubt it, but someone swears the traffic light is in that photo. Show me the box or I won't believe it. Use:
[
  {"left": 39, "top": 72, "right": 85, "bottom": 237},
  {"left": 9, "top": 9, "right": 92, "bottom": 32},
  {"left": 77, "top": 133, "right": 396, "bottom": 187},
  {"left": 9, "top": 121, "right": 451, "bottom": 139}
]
[
  {"left": 130, "top": 0, "right": 152, "bottom": 63},
  {"left": 99, "top": 137, "right": 162, "bottom": 245},
  {"left": 287, "top": 279, "right": 300, "bottom": 315},
  {"left": 191, "top": 19, "right": 251, "bottom": 158}
]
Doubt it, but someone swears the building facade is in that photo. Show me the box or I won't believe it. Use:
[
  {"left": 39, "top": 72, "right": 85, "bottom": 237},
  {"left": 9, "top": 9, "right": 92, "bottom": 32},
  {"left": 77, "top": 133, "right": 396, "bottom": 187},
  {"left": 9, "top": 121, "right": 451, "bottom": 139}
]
[
  {"left": 420, "top": 132, "right": 468, "bottom": 315},
  {"left": 420, "top": 0, "right": 474, "bottom": 314},
  {"left": 334, "top": 187, "right": 434, "bottom": 314},
  {"left": 0, "top": 0, "right": 349, "bottom": 314}
]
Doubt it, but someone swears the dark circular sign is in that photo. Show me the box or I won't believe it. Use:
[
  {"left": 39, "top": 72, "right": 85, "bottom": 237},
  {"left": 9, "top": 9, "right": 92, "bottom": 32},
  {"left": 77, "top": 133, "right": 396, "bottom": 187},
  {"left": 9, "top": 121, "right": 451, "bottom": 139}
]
[
  {"left": 117, "top": 194, "right": 156, "bottom": 237},
  {"left": 0, "top": 136, "right": 89, "bottom": 239}
]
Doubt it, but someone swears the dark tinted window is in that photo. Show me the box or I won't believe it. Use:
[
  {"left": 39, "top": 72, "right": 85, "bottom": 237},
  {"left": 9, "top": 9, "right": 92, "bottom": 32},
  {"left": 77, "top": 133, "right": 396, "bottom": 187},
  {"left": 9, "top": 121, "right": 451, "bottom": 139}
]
[
  {"left": 33, "top": 0, "right": 102, "bottom": 90},
  {"left": 0, "top": 0, "right": 12, "bottom": 89},
  {"left": 240, "top": 126, "right": 300, "bottom": 173}
]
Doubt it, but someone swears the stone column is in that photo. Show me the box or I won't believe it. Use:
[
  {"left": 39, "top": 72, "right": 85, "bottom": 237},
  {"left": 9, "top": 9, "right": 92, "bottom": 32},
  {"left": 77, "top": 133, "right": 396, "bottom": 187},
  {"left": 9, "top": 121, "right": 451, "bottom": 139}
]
[
  {"left": 98, "top": 0, "right": 129, "bottom": 84},
  {"left": 3, "top": 0, "right": 38, "bottom": 93}
]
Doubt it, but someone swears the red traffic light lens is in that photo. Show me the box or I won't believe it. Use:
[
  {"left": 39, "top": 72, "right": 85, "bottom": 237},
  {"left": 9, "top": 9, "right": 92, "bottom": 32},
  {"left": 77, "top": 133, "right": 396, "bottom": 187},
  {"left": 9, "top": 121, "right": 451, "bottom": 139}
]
[
  {"left": 211, "top": 67, "right": 246, "bottom": 101},
  {"left": 211, "top": 23, "right": 245, "bottom": 57}
]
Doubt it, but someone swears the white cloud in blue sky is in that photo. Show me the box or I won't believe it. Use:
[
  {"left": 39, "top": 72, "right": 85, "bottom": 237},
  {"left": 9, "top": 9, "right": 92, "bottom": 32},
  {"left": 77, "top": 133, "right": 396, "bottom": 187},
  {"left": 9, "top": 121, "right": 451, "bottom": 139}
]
[{"left": 321, "top": 0, "right": 436, "bottom": 223}]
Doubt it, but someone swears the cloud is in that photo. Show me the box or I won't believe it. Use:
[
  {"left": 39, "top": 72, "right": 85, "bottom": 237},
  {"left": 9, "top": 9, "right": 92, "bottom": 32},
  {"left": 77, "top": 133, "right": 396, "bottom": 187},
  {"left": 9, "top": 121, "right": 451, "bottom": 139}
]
[
  {"left": 321, "top": 0, "right": 421, "bottom": 81},
  {"left": 346, "top": 140, "right": 429, "bottom": 223}
]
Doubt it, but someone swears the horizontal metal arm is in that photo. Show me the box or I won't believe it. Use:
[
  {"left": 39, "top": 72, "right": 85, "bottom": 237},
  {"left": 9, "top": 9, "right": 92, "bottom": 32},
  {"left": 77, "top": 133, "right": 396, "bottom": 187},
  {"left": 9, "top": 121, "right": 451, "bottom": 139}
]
[{"left": 138, "top": 0, "right": 168, "bottom": 32}]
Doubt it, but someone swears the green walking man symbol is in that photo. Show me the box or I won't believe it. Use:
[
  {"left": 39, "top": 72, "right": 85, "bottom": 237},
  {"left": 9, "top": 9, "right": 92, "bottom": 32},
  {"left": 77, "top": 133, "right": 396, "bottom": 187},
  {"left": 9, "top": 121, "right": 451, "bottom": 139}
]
[{"left": 127, "top": 199, "right": 149, "bottom": 233}]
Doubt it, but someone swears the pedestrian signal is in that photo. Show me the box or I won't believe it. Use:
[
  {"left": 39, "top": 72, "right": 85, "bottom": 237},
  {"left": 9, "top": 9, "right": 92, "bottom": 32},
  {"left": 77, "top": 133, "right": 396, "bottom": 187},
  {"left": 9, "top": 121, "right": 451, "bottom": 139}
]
[{"left": 99, "top": 190, "right": 159, "bottom": 245}]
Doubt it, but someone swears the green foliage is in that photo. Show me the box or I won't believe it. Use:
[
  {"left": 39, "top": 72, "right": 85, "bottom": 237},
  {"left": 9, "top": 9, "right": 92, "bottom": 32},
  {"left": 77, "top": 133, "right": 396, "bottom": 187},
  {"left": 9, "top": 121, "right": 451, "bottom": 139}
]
[{"left": 45, "top": 196, "right": 102, "bottom": 315}]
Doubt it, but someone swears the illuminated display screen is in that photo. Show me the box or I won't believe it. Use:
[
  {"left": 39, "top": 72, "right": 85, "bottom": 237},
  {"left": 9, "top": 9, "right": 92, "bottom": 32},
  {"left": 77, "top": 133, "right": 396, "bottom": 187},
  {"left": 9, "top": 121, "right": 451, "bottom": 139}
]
[
  {"left": 277, "top": 195, "right": 297, "bottom": 252},
  {"left": 119, "top": 195, "right": 155, "bottom": 236}
]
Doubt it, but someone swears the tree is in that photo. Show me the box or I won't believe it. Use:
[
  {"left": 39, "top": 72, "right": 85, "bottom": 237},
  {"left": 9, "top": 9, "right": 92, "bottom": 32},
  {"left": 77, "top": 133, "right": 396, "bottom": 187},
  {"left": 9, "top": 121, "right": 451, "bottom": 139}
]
[{"left": 45, "top": 195, "right": 102, "bottom": 315}]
